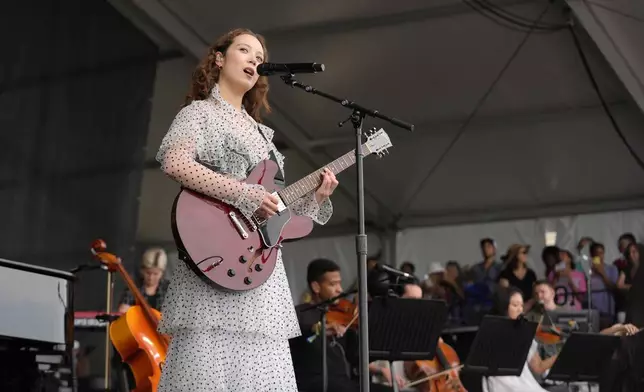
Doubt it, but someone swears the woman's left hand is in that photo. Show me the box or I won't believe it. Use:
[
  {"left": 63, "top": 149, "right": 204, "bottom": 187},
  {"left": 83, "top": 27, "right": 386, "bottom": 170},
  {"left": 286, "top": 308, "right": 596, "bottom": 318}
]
[{"left": 315, "top": 168, "right": 339, "bottom": 204}]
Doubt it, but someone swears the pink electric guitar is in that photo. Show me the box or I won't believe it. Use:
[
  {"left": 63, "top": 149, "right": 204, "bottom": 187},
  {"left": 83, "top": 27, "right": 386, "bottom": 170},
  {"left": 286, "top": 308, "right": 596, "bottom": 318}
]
[{"left": 171, "top": 128, "right": 392, "bottom": 291}]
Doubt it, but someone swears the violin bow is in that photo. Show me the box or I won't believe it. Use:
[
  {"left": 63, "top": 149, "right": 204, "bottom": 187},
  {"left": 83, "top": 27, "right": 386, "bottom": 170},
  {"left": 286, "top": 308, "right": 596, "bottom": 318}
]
[{"left": 402, "top": 364, "right": 465, "bottom": 389}]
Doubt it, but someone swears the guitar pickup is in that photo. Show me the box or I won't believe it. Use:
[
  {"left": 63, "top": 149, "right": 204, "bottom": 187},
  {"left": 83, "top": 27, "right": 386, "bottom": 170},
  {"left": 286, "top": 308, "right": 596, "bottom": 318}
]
[
  {"left": 272, "top": 192, "right": 287, "bottom": 213},
  {"left": 229, "top": 211, "right": 249, "bottom": 239}
]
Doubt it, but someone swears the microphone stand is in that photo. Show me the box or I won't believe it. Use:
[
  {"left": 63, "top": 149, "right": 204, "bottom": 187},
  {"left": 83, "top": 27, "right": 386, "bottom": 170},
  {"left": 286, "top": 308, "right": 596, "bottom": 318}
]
[
  {"left": 579, "top": 254, "right": 594, "bottom": 332},
  {"left": 281, "top": 74, "right": 413, "bottom": 392},
  {"left": 586, "top": 264, "right": 593, "bottom": 332}
]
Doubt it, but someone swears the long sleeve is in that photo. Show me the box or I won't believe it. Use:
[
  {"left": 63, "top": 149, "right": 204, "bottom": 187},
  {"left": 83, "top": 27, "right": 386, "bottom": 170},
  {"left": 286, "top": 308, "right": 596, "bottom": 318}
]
[
  {"left": 157, "top": 101, "right": 264, "bottom": 220},
  {"left": 290, "top": 191, "right": 333, "bottom": 225}
]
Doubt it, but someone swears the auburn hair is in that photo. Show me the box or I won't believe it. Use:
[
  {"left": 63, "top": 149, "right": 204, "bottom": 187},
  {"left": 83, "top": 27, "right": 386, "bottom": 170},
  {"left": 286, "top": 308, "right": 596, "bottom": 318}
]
[{"left": 184, "top": 28, "right": 271, "bottom": 122}]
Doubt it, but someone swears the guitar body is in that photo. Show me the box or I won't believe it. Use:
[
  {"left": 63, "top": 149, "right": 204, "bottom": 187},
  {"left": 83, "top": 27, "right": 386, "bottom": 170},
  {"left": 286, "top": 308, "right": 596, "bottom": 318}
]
[
  {"left": 109, "top": 305, "right": 167, "bottom": 392},
  {"left": 172, "top": 159, "right": 315, "bottom": 291}
]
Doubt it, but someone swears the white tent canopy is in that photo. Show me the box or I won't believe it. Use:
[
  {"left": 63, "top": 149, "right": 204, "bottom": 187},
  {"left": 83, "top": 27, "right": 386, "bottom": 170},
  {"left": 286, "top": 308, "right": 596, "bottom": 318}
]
[{"left": 117, "top": 0, "right": 644, "bottom": 247}]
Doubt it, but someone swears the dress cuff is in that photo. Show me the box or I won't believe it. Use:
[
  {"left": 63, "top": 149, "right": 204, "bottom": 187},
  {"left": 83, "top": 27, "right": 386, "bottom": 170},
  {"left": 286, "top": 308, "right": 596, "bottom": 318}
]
[
  {"left": 235, "top": 183, "right": 264, "bottom": 221},
  {"left": 297, "top": 193, "right": 333, "bottom": 225}
]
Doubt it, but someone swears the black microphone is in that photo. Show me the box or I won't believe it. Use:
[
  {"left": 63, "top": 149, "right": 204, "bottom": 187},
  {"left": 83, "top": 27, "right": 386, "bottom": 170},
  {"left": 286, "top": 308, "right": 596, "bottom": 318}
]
[
  {"left": 257, "top": 62, "right": 325, "bottom": 76},
  {"left": 376, "top": 264, "right": 413, "bottom": 279}
]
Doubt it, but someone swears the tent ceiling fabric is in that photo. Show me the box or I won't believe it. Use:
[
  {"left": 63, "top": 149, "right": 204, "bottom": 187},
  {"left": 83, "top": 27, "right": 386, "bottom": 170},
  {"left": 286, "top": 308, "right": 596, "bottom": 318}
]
[{"left": 129, "top": 0, "right": 644, "bottom": 243}]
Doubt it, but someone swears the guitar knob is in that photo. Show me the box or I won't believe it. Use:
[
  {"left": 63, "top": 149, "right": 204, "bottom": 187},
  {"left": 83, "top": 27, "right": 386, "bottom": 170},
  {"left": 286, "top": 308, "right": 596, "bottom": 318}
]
[
  {"left": 244, "top": 277, "right": 252, "bottom": 285},
  {"left": 255, "top": 264, "right": 263, "bottom": 272},
  {"left": 239, "top": 256, "right": 248, "bottom": 264},
  {"left": 227, "top": 269, "right": 235, "bottom": 277}
]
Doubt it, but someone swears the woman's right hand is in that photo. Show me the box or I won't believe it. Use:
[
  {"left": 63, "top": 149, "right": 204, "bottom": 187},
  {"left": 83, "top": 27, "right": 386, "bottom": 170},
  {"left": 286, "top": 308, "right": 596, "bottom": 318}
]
[{"left": 255, "top": 192, "right": 280, "bottom": 218}]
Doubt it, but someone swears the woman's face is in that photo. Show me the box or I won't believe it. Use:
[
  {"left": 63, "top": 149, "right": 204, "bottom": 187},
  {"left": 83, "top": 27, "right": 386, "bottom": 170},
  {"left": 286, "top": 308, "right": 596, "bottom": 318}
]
[
  {"left": 629, "top": 244, "right": 640, "bottom": 263},
  {"left": 518, "top": 248, "right": 528, "bottom": 264},
  {"left": 508, "top": 293, "right": 524, "bottom": 320},
  {"left": 141, "top": 267, "right": 163, "bottom": 287},
  {"left": 216, "top": 34, "right": 265, "bottom": 92}
]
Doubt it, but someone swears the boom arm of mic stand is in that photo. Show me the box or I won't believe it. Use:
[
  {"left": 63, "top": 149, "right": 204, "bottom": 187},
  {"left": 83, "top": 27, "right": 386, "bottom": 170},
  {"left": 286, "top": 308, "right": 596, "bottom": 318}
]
[{"left": 280, "top": 74, "right": 415, "bottom": 132}]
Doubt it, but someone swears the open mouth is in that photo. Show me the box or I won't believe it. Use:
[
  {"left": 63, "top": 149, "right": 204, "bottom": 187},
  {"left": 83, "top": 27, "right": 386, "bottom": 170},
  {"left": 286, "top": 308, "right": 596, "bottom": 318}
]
[{"left": 243, "top": 67, "right": 255, "bottom": 77}]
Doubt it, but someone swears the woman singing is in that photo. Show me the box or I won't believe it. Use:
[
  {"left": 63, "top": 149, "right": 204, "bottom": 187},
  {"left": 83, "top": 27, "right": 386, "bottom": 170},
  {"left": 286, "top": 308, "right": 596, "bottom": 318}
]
[{"left": 155, "top": 28, "right": 339, "bottom": 391}]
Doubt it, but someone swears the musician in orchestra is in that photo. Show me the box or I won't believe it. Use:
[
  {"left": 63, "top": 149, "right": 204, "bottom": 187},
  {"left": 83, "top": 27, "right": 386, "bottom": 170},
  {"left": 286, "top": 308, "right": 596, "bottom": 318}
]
[
  {"left": 117, "top": 247, "right": 169, "bottom": 313},
  {"left": 154, "top": 28, "right": 338, "bottom": 391},
  {"left": 289, "top": 258, "right": 391, "bottom": 392},
  {"left": 485, "top": 287, "right": 556, "bottom": 392},
  {"left": 370, "top": 283, "right": 424, "bottom": 391}
]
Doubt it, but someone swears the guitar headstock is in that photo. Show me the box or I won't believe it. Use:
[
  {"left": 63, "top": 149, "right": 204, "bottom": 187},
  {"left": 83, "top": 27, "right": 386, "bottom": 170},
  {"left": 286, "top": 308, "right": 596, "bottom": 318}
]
[
  {"left": 90, "top": 239, "right": 122, "bottom": 272},
  {"left": 364, "top": 128, "right": 392, "bottom": 158}
]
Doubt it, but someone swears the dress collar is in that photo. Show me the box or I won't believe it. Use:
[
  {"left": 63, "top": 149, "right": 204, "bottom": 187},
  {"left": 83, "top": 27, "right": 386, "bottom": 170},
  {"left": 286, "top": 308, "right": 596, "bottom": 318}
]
[{"left": 210, "top": 84, "right": 274, "bottom": 141}]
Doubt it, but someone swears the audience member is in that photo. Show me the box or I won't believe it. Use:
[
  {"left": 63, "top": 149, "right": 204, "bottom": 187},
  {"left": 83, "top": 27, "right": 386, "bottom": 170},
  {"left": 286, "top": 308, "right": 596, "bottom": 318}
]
[
  {"left": 613, "top": 233, "right": 636, "bottom": 269},
  {"left": 541, "top": 246, "right": 560, "bottom": 281},
  {"left": 498, "top": 244, "right": 538, "bottom": 308},
  {"left": 470, "top": 238, "right": 502, "bottom": 295},
  {"left": 548, "top": 253, "right": 586, "bottom": 310},
  {"left": 588, "top": 242, "right": 619, "bottom": 329}
]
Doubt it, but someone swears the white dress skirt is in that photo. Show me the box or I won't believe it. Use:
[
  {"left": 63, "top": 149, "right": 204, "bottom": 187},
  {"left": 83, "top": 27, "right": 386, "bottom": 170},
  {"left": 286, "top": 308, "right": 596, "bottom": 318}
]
[
  {"left": 158, "top": 328, "right": 297, "bottom": 391},
  {"left": 156, "top": 258, "right": 301, "bottom": 392}
]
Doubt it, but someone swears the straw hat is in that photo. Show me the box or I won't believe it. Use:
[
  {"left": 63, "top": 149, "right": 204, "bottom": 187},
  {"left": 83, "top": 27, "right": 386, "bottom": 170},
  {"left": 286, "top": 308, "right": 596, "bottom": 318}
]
[{"left": 502, "top": 243, "right": 531, "bottom": 263}]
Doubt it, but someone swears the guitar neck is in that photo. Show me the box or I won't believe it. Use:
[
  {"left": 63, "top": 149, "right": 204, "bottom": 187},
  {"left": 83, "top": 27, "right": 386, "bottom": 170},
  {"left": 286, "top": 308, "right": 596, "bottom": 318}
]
[{"left": 278, "top": 150, "right": 357, "bottom": 206}]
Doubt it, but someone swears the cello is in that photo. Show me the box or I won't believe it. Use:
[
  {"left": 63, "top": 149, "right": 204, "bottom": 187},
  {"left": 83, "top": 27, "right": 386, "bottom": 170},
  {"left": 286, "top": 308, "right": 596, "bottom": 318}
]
[
  {"left": 91, "top": 239, "right": 168, "bottom": 392},
  {"left": 404, "top": 339, "right": 467, "bottom": 392}
]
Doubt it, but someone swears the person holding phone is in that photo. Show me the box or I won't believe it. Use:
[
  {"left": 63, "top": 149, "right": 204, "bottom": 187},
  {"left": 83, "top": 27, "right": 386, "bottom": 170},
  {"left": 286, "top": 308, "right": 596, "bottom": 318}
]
[{"left": 548, "top": 253, "right": 586, "bottom": 310}]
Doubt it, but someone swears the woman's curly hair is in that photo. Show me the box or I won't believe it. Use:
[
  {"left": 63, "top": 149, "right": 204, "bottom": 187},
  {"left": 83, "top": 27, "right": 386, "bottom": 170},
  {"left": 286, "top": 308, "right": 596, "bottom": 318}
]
[{"left": 184, "top": 28, "right": 271, "bottom": 122}]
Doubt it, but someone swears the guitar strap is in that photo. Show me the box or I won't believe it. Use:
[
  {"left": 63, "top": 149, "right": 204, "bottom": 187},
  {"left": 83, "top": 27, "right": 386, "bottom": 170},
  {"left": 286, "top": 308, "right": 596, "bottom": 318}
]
[{"left": 254, "top": 124, "right": 285, "bottom": 187}]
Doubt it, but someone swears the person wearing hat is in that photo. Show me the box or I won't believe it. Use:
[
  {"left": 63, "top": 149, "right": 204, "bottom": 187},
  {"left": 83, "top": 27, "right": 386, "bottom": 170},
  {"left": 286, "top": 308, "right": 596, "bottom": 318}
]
[
  {"left": 117, "top": 247, "right": 170, "bottom": 313},
  {"left": 421, "top": 262, "right": 447, "bottom": 300},
  {"left": 498, "top": 244, "right": 538, "bottom": 306}
]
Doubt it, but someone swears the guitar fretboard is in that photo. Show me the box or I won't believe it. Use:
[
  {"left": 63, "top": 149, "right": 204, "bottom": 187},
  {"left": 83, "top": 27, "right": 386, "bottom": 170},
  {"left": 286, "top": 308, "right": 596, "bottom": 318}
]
[{"left": 278, "top": 151, "right": 357, "bottom": 206}]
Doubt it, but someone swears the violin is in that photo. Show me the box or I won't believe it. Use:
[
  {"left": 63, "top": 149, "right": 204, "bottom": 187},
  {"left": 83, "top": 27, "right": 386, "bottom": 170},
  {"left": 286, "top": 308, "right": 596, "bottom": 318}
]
[
  {"left": 404, "top": 339, "right": 467, "bottom": 392},
  {"left": 91, "top": 239, "right": 168, "bottom": 392},
  {"left": 535, "top": 324, "right": 564, "bottom": 345},
  {"left": 327, "top": 298, "right": 359, "bottom": 330}
]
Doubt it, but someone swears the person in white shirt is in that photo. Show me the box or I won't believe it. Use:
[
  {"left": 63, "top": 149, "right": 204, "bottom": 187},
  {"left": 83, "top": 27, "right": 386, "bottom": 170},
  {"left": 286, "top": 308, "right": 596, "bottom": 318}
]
[{"left": 483, "top": 287, "right": 557, "bottom": 392}]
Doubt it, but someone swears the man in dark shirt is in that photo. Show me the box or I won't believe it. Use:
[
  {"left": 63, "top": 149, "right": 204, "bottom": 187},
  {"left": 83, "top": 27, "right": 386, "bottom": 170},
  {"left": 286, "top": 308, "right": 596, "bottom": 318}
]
[{"left": 289, "top": 258, "right": 391, "bottom": 392}]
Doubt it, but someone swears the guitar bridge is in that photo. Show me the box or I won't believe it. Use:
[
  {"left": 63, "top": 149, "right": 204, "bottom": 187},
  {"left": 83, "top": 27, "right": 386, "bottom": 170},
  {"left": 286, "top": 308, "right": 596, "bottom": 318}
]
[{"left": 228, "top": 211, "right": 249, "bottom": 239}]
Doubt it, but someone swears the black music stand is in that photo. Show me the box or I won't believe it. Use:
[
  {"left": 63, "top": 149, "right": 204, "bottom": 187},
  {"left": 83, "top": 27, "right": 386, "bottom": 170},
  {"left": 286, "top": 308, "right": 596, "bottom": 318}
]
[
  {"left": 546, "top": 332, "right": 620, "bottom": 384},
  {"left": 368, "top": 297, "right": 448, "bottom": 392},
  {"left": 464, "top": 315, "right": 538, "bottom": 391}
]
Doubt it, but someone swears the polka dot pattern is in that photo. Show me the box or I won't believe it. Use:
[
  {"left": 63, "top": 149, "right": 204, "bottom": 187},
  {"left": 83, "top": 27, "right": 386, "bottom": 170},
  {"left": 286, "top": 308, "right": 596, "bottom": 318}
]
[
  {"left": 157, "top": 328, "right": 298, "bottom": 392},
  {"left": 156, "top": 84, "right": 332, "bottom": 223},
  {"left": 155, "top": 84, "right": 333, "bottom": 391}
]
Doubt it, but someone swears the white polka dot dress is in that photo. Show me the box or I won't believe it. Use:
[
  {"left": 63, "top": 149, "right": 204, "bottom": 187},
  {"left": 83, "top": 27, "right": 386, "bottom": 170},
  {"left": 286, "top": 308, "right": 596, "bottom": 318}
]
[{"left": 155, "top": 84, "right": 333, "bottom": 392}]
